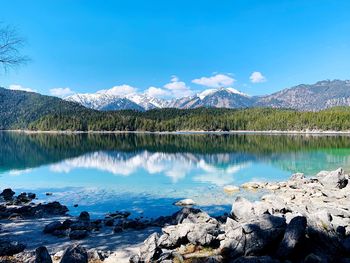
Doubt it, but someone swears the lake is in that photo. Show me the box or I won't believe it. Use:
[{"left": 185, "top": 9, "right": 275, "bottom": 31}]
[{"left": 1, "top": 131, "right": 350, "bottom": 219}]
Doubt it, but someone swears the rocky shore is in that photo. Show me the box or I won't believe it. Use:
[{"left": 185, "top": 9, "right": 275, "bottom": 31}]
[{"left": 0, "top": 168, "right": 349, "bottom": 262}]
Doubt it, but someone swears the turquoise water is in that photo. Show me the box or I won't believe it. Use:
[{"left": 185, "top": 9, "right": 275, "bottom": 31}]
[{"left": 1, "top": 132, "right": 350, "bottom": 218}]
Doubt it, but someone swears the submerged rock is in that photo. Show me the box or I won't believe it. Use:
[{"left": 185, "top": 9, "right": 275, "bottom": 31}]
[
  {"left": 224, "top": 185, "right": 240, "bottom": 193},
  {"left": 69, "top": 229, "right": 89, "bottom": 240},
  {"left": 43, "top": 221, "right": 63, "bottom": 234}
]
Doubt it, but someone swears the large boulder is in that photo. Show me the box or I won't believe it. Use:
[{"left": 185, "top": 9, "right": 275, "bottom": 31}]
[
  {"left": 172, "top": 207, "right": 210, "bottom": 224},
  {"left": 158, "top": 221, "right": 219, "bottom": 248},
  {"left": 60, "top": 244, "right": 88, "bottom": 263},
  {"left": 137, "top": 233, "right": 162, "bottom": 262},
  {"left": 69, "top": 230, "right": 89, "bottom": 240},
  {"left": 317, "top": 168, "right": 348, "bottom": 189},
  {"left": 36, "top": 202, "right": 69, "bottom": 216},
  {"left": 276, "top": 216, "right": 307, "bottom": 259},
  {"left": 220, "top": 218, "right": 246, "bottom": 259},
  {"left": 35, "top": 246, "right": 52, "bottom": 263},
  {"left": 16, "top": 192, "right": 35, "bottom": 204},
  {"left": 231, "top": 197, "right": 255, "bottom": 221},
  {"left": 243, "top": 215, "right": 286, "bottom": 256},
  {"left": 43, "top": 221, "right": 63, "bottom": 234},
  {"left": 0, "top": 188, "right": 15, "bottom": 201},
  {"left": 0, "top": 240, "right": 26, "bottom": 256},
  {"left": 290, "top": 173, "right": 305, "bottom": 181},
  {"left": 221, "top": 215, "right": 286, "bottom": 259},
  {"left": 78, "top": 211, "right": 90, "bottom": 222}
]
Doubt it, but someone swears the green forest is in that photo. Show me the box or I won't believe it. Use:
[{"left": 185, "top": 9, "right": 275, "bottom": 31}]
[
  {"left": 2, "top": 87, "right": 350, "bottom": 131},
  {"left": 28, "top": 107, "right": 350, "bottom": 131}
]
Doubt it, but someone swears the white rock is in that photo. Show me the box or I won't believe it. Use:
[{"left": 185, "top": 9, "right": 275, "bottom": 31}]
[
  {"left": 223, "top": 185, "right": 240, "bottom": 193},
  {"left": 240, "top": 182, "right": 264, "bottom": 190}
]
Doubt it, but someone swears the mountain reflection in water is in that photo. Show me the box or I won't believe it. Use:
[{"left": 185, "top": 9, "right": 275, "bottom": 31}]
[{"left": 1, "top": 132, "right": 350, "bottom": 217}]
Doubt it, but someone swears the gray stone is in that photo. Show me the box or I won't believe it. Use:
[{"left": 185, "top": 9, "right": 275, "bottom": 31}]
[
  {"left": 69, "top": 229, "right": 88, "bottom": 240},
  {"left": 243, "top": 215, "right": 286, "bottom": 256},
  {"left": 290, "top": 173, "right": 305, "bottom": 181},
  {"left": 78, "top": 211, "right": 90, "bottom": 221},
  {"left": 43, "top": 221, "right": 63, "bottom": 234},
  {"left": 276, "top": 216, "right": 307, "bottom": 258},
  {"left": 231, "top": 197, "right": 255, "bottom": 221},
  {"left": 60, "top": 244, "right": 88, "bottom": 263},
  {"left": 318, "top": 168, "right": 348, "bottom": 189},
  {"left": 220, "top": 217, "right": 246, "bottom": 259},
  {"left": 35, "top": 246, "right": 52, "bottom": 263},
  {"left": 138, "top": 233, "right": 162, "bottom": 262},
  {"left": 0, "top": 188, "right": 15, "bottom": 201},
  {"left": 221, "top": 215, "right": 286, "bottom": 258},
  {"left": 0, "top": 240, "right": 26, "bottom": 256},
  {"left": 70, "top": 220, "right": 90, "bottom": 231}
]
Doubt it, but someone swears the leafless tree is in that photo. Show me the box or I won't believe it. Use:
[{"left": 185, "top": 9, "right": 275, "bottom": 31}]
[{"left": 0, "top": 24, "right": 28, "bottom": 71}]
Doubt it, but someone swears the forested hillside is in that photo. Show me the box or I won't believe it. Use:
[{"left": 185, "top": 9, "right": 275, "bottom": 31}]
[
  {"left": 0, "top": 87, "right": 92, "bottom": 129},
  {"left": 29, "top": 107, "right": 350, "bottom": 131},
  {"left": 2, "top": 87, "right": 350, "bottom": 131}
]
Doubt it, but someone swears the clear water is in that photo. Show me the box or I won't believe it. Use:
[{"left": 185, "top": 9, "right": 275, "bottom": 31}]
[{"left": 1, "top": 132, "right": 350, "bottom": 219}]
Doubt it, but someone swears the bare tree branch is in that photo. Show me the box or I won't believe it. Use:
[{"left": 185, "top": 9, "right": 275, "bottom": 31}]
[{"left": 0, "top": 24, "right": 29, "bottom": 72}]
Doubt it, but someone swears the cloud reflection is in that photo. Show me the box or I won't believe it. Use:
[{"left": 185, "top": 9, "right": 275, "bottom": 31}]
[{"left": 49, "top": 151, "right": 248, "bottom": 185}]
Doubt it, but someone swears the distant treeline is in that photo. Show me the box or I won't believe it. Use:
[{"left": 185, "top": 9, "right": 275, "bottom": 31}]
[{"left": 28, "top": 107, "right": 350, "bottom": 131}]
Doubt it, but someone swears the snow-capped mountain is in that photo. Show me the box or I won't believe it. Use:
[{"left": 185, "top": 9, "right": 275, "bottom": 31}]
[
  {"left": 168, "top": 87, "right": 252, "bottom": 109},
  {"left": 66, "top": 87, "right": 251, "bottom": 111},
  {"left": 65, "top": 93, "right": 143, "bottom": 111},
  {"left": 126, "top": 94, "right": 169, "bottom": 110}
]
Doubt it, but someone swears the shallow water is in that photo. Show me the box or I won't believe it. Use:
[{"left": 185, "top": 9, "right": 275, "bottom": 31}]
[{"left": 1, "top": 132, "right": 350, "bottom": 218}]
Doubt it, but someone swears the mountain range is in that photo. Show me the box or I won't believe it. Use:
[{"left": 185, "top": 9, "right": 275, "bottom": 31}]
[{"left": 65, "top": 80, "right": 350, "bottom": 111}]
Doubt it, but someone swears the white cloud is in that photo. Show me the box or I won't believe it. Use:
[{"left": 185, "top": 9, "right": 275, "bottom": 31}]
[
  {"left": 8, "top": 84, "right": 36, "bottom": 93},
  {"left": 50, "top": 87, "right": 75, "bottom": 97},
  {"left": 192, "top": 74, "right": 235, "bottom": 88},
  {"left": 144, "top": 86, "right": 170, "bottom": 98},
  {"left": 97, "top": 84, "right": 137, "bottom": 97},
  {"left": 249, "top": 72, "right": 266, "bottom": 83},
  {"left": 164, "top": 76, "right": 193, "bottom": 98},
  {"left": 171, "top": 75, "right": 179, "bottom": 82}
]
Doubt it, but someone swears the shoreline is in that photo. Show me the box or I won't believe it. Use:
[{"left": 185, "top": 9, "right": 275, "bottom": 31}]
[
  {"left": 3, "top": 129, "right": 350, "bottom": 135},
  {"left": 1, "top": 167, "right": 350, "bottom": 262}
]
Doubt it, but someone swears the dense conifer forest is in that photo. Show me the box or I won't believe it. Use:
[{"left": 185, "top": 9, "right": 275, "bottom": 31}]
[{"left": 2, "top": 87, "right": 350, "bottom": 131}]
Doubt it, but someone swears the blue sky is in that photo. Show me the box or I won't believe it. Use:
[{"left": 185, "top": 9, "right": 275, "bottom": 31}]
[{"left": 1, "top": 0, "right": 350, "bottom": 98}]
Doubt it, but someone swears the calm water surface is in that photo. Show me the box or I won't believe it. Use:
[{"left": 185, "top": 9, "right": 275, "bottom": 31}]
[{"left": 1, "top": 132, "right": 350, "bottom": 218}]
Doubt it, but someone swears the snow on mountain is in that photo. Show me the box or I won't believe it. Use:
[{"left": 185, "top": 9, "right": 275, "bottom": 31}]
[
  {"left": 198, "top": 87, "right": 248, "bottom": 100},
  {"left": 65, "top": 93, "right": 143, "bottom": 111},
  {"left": 65, "top": 87, "right": 251, "bottom": 111},
  {"left": 126, "top": 94, "right": 169, "bottom": 110}
]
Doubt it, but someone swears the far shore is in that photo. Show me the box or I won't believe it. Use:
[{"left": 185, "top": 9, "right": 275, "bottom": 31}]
[{"left": 3, "top": 129, "right": 350, "bottom": 135}]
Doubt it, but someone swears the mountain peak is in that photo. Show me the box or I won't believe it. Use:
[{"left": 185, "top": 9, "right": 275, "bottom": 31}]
[{"left": 198, "top": 87, "right": 248, "bottom": 100}]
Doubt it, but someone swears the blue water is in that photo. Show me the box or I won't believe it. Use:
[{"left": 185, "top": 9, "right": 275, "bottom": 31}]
[{"left": 1, "top": 132, "right": 350, "bottom": 218}]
